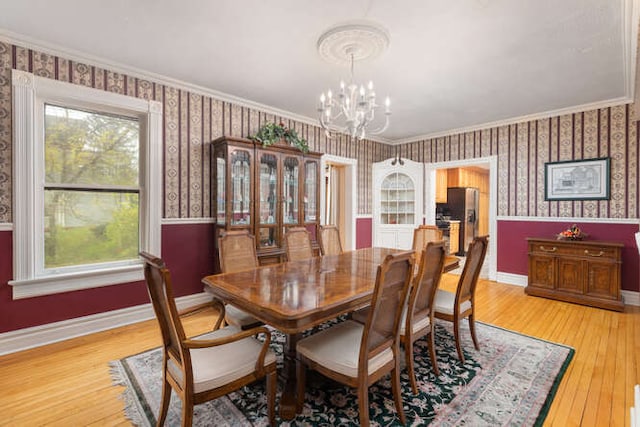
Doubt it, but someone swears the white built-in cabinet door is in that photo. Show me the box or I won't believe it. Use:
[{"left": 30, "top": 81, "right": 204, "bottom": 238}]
[{"left": 372, "top": 158, "right": 423, "bottom": 249}]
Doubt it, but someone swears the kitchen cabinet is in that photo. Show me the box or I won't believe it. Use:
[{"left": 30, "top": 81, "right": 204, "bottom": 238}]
[
  {"left": 448, "top": 221, "right": 460, "bottom": 254},
  {"left": 446, "top": 167, "right": 489, "bottom": 236},
  {"left": 212, "top": 136, "right": 321, "bottom": 269},
  {"left": 372, "top": 158, "right": 423, "bottom": 249},
  {"left": 526, "top": 238, "right": 624, "bottom": 311}
]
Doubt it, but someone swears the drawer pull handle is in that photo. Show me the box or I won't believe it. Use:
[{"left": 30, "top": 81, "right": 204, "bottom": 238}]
[
  {"left": 540, "top": 246, "right": 557, "bottom": 252},
  {"left": 585, "top": 250, "right": 604, "bottom": 257}
]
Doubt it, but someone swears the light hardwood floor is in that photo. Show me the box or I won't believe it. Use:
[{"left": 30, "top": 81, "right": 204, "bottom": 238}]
[{"left": 0, "top": 276, "right": 638, "bottom": 426}]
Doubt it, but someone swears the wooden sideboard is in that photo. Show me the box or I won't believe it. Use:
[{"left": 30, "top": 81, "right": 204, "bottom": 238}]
[{"left": 526, "top": 238, "right": 624, "bottom": 311}]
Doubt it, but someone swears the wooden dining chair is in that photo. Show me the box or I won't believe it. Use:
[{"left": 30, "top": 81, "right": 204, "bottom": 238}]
[
  {"left": 402, "top": 241, "right": 446, "bottom": 391},
  {"left": 434, "top": 235, "right": 489, "bottom": 363},
  {"left": 412, "top": 225, "right": 443, "bottom": 268},
  {"left": 351, "top": 241, "right": 446, "bottom": 390},
  {"left": 217, "top": 230, "right": 264, "bottom": 330},
  {"left": 296, "top": 251, "right": 414, "bottom": 427},
  {"left": 319, "top": 225, "right": 343, "bottom": 256},
  {"left": 139, "top": 252, "right": 277, "bottom": 427},
  {"left": 285, "top": 226, "right": 313, "bottom": 261}
]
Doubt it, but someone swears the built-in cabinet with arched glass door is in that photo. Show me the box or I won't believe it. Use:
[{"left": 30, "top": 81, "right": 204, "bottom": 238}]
[
  {"left": 212, "top": 136, "right": 321, "bottom": 271},
  {"left": 372, "top": 158, "right": 423, "bottom": 249}
]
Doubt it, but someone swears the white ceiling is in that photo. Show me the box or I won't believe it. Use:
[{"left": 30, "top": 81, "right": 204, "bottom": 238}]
[{"left": 0, "top": 0, "right": 637, "bottom": 142}]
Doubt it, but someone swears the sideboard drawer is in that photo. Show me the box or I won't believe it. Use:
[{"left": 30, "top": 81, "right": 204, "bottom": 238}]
[{"left": 529, "top": 241, "right": 619, "bottom": 261}]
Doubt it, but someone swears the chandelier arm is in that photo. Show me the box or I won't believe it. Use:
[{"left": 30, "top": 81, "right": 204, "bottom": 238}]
[{"left": 363, "top": 114, "right": 390, "bottom": 135}]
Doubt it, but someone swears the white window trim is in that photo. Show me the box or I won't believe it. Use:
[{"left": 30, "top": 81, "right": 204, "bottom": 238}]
[{"left": 9, "top": 70, "right": 163, "bottom": 299}]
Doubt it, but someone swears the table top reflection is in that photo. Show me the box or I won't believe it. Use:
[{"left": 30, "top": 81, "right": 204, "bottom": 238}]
[{"left": 202, "top": 247, "right": 459, "bottom": 334}]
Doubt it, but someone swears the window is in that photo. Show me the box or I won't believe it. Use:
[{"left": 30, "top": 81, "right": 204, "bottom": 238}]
[{"left": 10, "top": 70, "right": 162, "bottom": 299}]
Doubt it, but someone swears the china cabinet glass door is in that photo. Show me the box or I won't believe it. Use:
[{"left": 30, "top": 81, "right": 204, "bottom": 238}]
[
  {"left": 230, "top": 149, "right": 251, "bottom": 226},
  {"left": 257, "top": 152, "right": 279, "bottom": 249},
  {"left": 216, "top": 154, "right": 225, "bottom": 225},
  {"left": 304, "top": 160, "right": 318, "bottom": 223},
  {"left": 380, "top": 172, "right": 415, "bottom": 225},
  {"left": 283, "top": 156, "right": 299, "bottom": 225}
]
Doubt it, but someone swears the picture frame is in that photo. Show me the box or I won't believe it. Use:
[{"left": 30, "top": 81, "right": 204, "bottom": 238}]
[{"left": 544, "top": 157, "right": 610, "bottom": 201}]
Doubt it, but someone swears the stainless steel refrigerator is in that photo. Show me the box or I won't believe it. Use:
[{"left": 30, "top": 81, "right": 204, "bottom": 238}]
[{"left": 446, "top": 187, "right": 479, "bottom": 255}]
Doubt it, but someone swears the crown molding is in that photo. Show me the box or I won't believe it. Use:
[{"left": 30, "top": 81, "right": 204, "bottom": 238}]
[
  {"left": 0, "top": 29, "right": 391, "bottom": 147},
  {"left": 2, "top": 0, "right": 637, "bottom": 150},
  {"left": 391, "top": 96, "right": 633, "bottom": 145}
]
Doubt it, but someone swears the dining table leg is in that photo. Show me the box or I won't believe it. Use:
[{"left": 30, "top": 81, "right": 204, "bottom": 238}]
[{"left": 279, "top": 332, "right": 301, "bottom": 420}]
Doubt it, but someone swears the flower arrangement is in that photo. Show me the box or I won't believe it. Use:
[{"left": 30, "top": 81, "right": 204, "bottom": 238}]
[
  {"left": 250, "top": 122, "right": 309, "bottom": 153},
  {"left": 557, "top": 224, "right": 588, "bottom": 241}
]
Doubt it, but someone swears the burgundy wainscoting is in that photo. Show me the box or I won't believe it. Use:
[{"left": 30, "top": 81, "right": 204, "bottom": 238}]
[
  {"left": 0, "top": 223, "right": 216, "bottom": 334},
  {"left": 160, "top": 222, "right": 216, "bottom": 296},
  {"left": 497, "top": 220, "right": 639, "bottom": 292},
  {"left": 356, "top": 217, "right": 373, "bottom": 249}
]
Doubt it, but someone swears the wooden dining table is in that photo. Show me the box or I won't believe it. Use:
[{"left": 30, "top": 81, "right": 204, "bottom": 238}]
[{"left": 202, "top": 247, "right": 459, "bottom": 420}]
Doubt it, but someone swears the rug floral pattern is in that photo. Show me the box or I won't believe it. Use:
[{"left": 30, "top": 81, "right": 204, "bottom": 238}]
[{"left": 110, "top": 321, "right": 573, "bottom": 426}]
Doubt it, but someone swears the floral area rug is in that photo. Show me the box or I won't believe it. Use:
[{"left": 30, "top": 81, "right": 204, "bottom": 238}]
[{"left": 110, "top": 321, "right": 573, "bottom": 426}]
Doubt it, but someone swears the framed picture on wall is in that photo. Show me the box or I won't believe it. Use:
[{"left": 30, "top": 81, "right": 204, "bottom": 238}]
[{"left": 544, "top": 157, "right": 610, "bottom": 201}]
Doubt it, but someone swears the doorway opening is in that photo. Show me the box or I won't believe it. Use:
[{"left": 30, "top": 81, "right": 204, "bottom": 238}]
[
  {"left": 320, "top": 154, "right": 357, "bottom": 251},
  {"left": 425, "top": 156, "right": 497, "bottom": 281}
]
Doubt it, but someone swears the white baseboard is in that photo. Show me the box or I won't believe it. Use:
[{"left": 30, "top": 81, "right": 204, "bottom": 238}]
[
  {"left": 622, "top": 290, "right": 640, "bottom": 306},
  {"left": 494, "top": 272, "right": 640, "bottom": 307},
  {"left": 0, "top": 292, "right": 212, "bottom": 356},
  {"left": 496, "top": 272, "right": 527, "bottom": 287}
]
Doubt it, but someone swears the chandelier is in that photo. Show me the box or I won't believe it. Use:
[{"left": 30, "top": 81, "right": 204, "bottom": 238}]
[{"left": 316, "top": 23, "right": 391, "bottom": 140}]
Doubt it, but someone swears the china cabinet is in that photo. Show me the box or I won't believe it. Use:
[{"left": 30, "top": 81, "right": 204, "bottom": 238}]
[
  {"left": 212, "top": 136, "right": 321, "bottom": 269},
  {"left": 372, "top": 158, "right": 423, "bottom": 249},
  {"left": 526, "top": 238, "right": 624, "bottom": 311}
]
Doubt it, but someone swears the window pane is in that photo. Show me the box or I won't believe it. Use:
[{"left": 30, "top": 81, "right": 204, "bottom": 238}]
[
  {"left": 45, "top": 104, "right": 139, "bottom": 187},
  {"left": 44, "top": 190, "right": 139, "bottom": 268}
]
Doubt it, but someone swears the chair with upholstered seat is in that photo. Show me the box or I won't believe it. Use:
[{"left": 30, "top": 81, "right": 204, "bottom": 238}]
[
  {"left": 434, "top": 235, "right": 488, "bottom": 363},
  {"left": 351, "top": 241, "right": 446, "bottom": 390},
  {"left": 402, "top": 241, "right": 446, "bottom": 391},
  {"left": 412, "top": 225, "right": 443, "bottom": 269},
  {"left": 139, "top": 252, "right": 277, "bottom": 426},
  {"left": 217, "top": 230, "right": 264, "bottom": 330},
  {"left": 296, "top": 251, "right": 414, "bottom": 427},
  {"left": 319, "top": 225, "right": 343, "bottom": 256},
  {"left": 285, "top": 227, "right": 313, "bottom": 261}
]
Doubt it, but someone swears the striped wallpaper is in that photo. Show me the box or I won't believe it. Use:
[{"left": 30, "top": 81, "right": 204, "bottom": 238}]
[
  {"left": 395, "top": 105, "right": 639, "bottom": 219},
  {"left": 0, "top": 41, "right": 392, "bottom": 223},
  {"left": 0, "top": 40, "right": 638, "bottom": 222}
]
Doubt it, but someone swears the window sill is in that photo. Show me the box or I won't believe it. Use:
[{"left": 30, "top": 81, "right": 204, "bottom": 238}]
[{"left": 8, "top": 263, "right": 144, "bottom": 300}]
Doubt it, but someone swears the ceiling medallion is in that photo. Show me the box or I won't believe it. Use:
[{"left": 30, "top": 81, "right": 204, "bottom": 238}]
[{"left": 316, "top": 22, "right": 392, "bottom": 140}]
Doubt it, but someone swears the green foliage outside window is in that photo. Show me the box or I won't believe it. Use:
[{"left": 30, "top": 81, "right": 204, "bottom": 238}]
[{"left": 44, "top": 105, "right": 140, "bottom": 269}]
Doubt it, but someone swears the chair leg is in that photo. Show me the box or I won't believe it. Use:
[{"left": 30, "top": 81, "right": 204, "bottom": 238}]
[
  {"left": 453, "top": 319, "right": 465, "bottom": 364},
  {"left": 157, "top": 377, "right": 171, "bottom": 426},
  {"left": 181, "top": 395, "right": 193, "bottom": 427},
  {"left": 357, "top": 381, "right": 370, "bottom": 427},
  {"left": 266, "top": 370, "right": 277, "bottom": 426},
  {"left": 469, "top": 313, "right": 480, "bottom": 350},
  {"left": 391, "top": 361, "right": 406, "bottom": 425},
  {"left": 296, "top": 358, "right": 306, "bottom": 412},
  {"left": 428, "top": 327, "right": 440, "bottom": 377},
  {"left": 404, "top": 335, "right": 418, "bottom": 394}
]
